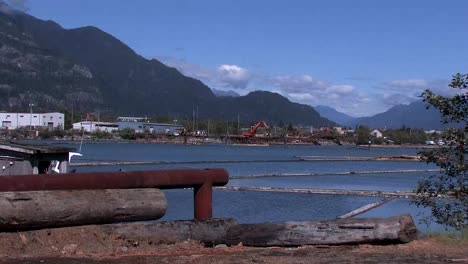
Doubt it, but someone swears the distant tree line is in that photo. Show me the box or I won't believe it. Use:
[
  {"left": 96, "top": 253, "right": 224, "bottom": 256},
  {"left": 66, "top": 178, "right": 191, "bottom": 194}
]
[{"left": 353, "top": 126, "right": 430, "bottom": 145}]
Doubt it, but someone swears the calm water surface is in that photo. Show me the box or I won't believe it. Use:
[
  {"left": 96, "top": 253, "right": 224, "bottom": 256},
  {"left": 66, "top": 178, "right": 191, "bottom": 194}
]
[{"left": 44, "top": 141, "right": 443, "bottom": 231}]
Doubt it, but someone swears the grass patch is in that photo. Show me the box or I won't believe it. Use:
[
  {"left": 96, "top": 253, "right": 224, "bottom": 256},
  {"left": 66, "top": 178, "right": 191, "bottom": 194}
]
[{"left": 423, "top": 227, "right": 468, "bottom": 243}]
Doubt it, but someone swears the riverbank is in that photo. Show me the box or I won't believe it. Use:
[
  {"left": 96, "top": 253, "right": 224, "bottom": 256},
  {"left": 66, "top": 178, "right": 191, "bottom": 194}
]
[
  {"left": 7, "top": 136, "right": 440, "bottom": 149},
  {"left": 1, "top": 236, "right": 466, "bottom": 264}
]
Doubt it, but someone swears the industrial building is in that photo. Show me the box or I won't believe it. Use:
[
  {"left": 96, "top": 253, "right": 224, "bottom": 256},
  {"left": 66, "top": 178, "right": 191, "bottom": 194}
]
[
  {"left": 72, "top": 121, "right": 119, "bottom": 133},
  {"left": 118, "top": 121, "right": 184, "bottom": 135},
  {"left": 0, "top": 112, "right": 64, "bottom": 130},
  {"left": 72, "top": 119, "right": 184, "bottom": 135},
  {"left": 117, "top": 116, "right": 148, "bottom": 122}
]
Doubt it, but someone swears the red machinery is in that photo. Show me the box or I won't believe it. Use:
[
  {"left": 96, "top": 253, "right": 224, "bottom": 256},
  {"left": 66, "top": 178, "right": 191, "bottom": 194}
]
[{"left": 242, "top": 120, "right": 269, "bottom": 137}]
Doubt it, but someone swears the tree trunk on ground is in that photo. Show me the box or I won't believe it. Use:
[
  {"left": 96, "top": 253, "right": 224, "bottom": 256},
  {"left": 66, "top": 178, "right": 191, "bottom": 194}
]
[
  {"left": 102, "top": 218, "right": 240, "bottom": 245},
  {"left": 217, "top": 214, "right": 418, "bottom": 246},
  {"left": 0, "top": 215, "right": 417, "bottom": 247},
  {"left": 96, "top": 215, "right": 417, "bottom": 246},
  {"left": 0, "top": 189, "right": 166, "bottom": 231}
]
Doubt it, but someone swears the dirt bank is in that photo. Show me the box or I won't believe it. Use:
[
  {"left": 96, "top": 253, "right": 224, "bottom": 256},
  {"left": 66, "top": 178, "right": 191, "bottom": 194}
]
[{"left": 0, "top": 226, "right": 466, "bottom": 264}]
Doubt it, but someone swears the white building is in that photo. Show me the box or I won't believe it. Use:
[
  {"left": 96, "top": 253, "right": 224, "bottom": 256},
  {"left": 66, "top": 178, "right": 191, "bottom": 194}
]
[
  {"left": 0, "top": 112, "right": 64, "bottom": 130},
  {"left": 117, "top": 116, "right": 148, "bottom": 122},
  {"left": 370, "top": 129, "right": 383, "bottom": 138},
  {"left": 73, "top": 121, "right": 119, "bottom": 133},
  {"left": 333, "top": 127, "right": 345, "bottom": 135}
]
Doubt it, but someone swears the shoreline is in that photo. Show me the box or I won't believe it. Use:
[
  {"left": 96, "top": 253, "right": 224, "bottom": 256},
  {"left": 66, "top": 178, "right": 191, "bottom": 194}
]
[{"left": 12, "top": 137, "right": 439, "bottom": 149}]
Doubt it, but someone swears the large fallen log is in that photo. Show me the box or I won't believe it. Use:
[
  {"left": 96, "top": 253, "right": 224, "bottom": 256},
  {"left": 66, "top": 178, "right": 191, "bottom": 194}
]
[
  {"left": 94, "top": 214, "right": 417, "bottom": 246},
  {"left": 102, "top": 218, "right": 240, "bottom": 245},
  {"left": 218, "top": 214, "right": 418, "bottom": 246},
  {"left": 0, "top": 189, "right": 166, "bottom": 231},
  {"left": 0, "top": 215, "right": 417, "bottom": 249}
]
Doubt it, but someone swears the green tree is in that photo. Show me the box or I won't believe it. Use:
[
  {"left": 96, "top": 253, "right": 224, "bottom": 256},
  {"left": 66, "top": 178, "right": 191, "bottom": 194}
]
[
  {"left": 118, "top": 128, "right": 137, "bottom": 140},
  {"left": 355, "top": 125, "right": 371, "bottom": 145},
  {"left": 415, "top": 73, "right": 468, "bottom": 229}
]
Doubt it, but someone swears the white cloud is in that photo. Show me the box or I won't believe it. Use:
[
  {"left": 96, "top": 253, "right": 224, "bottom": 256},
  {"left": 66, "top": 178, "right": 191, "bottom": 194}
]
[
  {"left": 375, "top": 78, "right": 455, "bottom": 106},
  {"left": 379, "top": 93, "right": 415, "bottom": 106},
  {"left": 217, "top": 64, "right": 251, "bottom": 89},
  {"left": 386, "top": 79, "right": 428, "bottom": 89},
  {"left": 157, "top": 56, "right": 252, "bottom": 90},
  {"left": 327, "top": 85, "right": 355, "bottom": 94},
  {"left": 271, "top": 75, "right": 328, "bottom": 93},
  {"left": 157, "top": 56, "right": 455, "bottom": 117}
]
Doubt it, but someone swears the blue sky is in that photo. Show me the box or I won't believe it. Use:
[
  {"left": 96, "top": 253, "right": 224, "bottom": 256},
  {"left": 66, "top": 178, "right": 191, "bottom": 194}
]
[{"left": 9, "top": 0, "right": 468, "bottom": 116}]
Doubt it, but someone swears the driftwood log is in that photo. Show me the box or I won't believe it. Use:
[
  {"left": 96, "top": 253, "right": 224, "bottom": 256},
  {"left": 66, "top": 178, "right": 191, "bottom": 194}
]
[
  {"left": 218, "top": 214, "right": 418, "bottom": 246},
  {"left": 103, "top": 218, "right": 240, "bottom": 245},
  {"left": 0, "top": 215, "right": 417, "bottom": 246},
  {"left": 89, "top": 214, "right": 416, "bottom": 246},
  {"left": 0, "top": 189, "right": 166, "bottom": 231}
]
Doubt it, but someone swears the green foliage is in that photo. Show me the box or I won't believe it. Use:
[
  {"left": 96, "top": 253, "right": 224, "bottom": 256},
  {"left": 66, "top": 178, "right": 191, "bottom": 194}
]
[
  {"left": 355, "top": 126, "right": 371, "bottom": 145},
  {"left": 414, "top": 73, "right": 468, "bottom": 230},
  {"left": 92, "top": 130, "right": 114, "bottom": 140},
  {"left": 424, "top": 227, "right": 468, "bottom": 241},
  {"left": 383, "top": 128, "right": 428, "bottom": 144},
  {"left": 37, "top": 128, "right": 65, "bottom": 139},
  {"left": 118, "top": 128, "right": 137, "bottom": 140}
]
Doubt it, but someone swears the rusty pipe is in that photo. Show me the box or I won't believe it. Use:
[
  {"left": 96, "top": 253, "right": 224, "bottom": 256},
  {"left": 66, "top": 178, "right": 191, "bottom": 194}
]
[{"left": 0, "top": 168, "right": 229, "bottom": 221}]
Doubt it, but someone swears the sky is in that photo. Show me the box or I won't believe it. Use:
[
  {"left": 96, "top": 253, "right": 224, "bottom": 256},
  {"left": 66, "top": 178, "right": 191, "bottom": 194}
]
[{"left": 6, "top": 0, "right": 468, "bottom": 116}]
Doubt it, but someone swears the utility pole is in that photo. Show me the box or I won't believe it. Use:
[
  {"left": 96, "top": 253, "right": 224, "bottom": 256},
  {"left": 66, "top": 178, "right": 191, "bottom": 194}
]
[
  {"left": 196, "top": 105, "right": 199, "bottom": 131},
  {"left": 71, "top": 104, "right": 74, "bottom": 128},
  {"left": 29, "top": 103, "right": 34, "bottom": 131},
  {"left": 207, "top": 120, "right": 210, "bottom": 136},
  {"left": 192, "top": 109, "right": 195, "bottom": 132},
  {"left": 237, "top": 115, "right": 240, "bottom": 135},
  {"left": 71, "top": 103, "right": 74, "bottom": 140}
]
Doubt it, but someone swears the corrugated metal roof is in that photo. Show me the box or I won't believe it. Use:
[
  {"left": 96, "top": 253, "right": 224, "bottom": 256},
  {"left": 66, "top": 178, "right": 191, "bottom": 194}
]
[{"left": 0, "top": 142, "right": 75, "bottom": 154}]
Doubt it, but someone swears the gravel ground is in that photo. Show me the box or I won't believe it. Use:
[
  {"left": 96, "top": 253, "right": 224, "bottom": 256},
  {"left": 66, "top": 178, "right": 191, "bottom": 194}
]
[{"left": 1, "top": 236, "right": 467, "bottom": 264}]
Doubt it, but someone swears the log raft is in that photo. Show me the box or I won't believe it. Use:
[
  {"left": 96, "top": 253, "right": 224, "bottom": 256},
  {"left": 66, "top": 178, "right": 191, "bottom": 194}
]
[{"left": 0, "top": 189, "right": 167, "bottom": 231}]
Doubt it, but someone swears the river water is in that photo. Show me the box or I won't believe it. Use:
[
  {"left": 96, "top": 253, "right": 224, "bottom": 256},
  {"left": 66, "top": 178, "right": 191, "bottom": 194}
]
[{"left": 49, "top": 141, "right": 445, "bottom": 231}]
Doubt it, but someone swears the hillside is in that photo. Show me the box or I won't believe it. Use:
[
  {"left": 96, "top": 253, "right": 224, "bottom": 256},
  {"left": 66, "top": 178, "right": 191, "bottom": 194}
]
[
  {"left": 218, "top": 91, "right": 333, "bottom": 125},
  {"left": 0, "top": 2, "right": 333, "bottom": 126},
  {"left": 352, "top": 101, "right": 449, "bottom": 130},
  {"left": 212, "top": 89, "right": 240, "bottom": 97},
  {"left": 314, "top": 105, "right": 357, "bottom": 126}
]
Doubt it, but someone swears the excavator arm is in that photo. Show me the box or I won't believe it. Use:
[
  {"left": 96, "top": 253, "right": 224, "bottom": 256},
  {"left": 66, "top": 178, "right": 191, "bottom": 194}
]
[{"left": 242, "top": 120, "right": 269, "bottom": 137}]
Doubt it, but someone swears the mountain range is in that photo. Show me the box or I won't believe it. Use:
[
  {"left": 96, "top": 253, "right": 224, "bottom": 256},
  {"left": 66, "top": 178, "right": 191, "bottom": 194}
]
[
  {"left": 0, "top": 2, "right": 333, "bottom": 127},
  {"left": 212, "top": 89, "right": 240, "bottom": 98},
  {"left": 315, "top": 101, "right": 450, "bottom": 130},
  {"left": 314, "top": 105, "right": 356, "bottom": 127}
]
